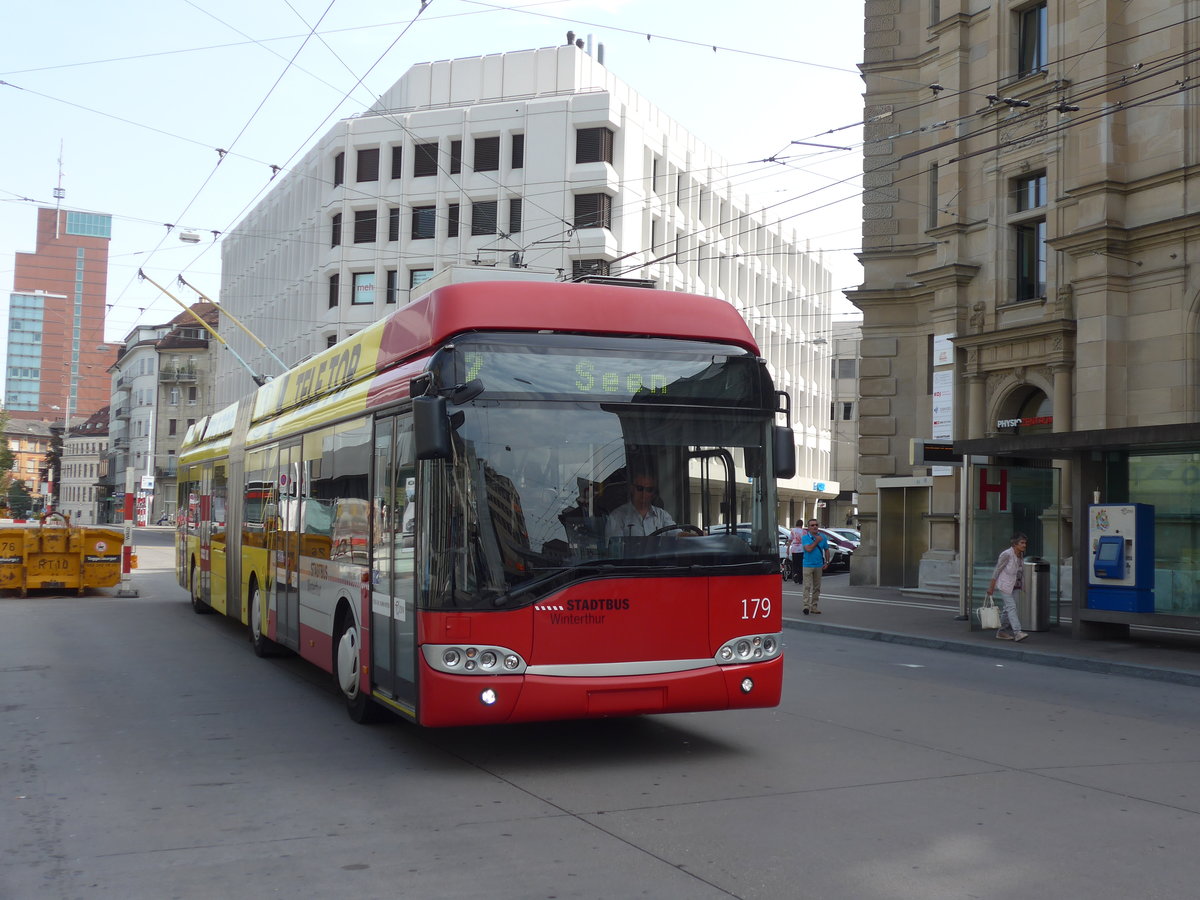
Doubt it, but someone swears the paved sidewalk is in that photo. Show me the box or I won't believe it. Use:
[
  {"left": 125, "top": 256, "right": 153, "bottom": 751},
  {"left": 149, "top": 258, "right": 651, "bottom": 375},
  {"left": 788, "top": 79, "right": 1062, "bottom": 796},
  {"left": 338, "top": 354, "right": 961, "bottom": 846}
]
[{"left": 782, "top": 573, "right": 1200, "bottom": 687}]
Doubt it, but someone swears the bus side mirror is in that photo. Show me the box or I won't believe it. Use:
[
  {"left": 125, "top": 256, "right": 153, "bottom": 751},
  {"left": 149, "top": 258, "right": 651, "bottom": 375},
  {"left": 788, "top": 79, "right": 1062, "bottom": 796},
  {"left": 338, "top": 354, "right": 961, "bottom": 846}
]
[
  {"left": 773, "top": 425, "right": 796, "bottom": 478},
  {"left": 744, "top": 447, "right": 763, "bottom": 478},
  {"left": 413, "top": 395, "right": 451, "bottom": 460}
]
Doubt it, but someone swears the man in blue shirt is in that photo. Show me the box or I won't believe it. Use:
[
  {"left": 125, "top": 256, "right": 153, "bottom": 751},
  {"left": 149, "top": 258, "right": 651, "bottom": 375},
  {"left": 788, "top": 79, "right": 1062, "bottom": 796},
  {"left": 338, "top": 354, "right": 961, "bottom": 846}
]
[{"left": 800, "top": 519, "right": 831, "bottom": 615}]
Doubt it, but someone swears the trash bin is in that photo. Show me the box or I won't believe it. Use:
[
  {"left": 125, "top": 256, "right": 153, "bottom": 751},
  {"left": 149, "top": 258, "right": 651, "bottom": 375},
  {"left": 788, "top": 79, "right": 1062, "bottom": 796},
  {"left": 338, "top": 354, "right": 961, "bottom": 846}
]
[{"left": 1020, "top": 558, "right": 1051, "bottom": 631}]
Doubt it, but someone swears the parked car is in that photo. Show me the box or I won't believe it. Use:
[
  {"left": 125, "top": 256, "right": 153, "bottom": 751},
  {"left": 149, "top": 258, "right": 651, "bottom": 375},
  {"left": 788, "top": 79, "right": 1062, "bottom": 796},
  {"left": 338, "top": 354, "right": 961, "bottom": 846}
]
[
  {"left": 827, "top": 527, "right": 861, "bottom": 549},
  {"left": 778, "top": 525, "right": 853, "bottom": 578},
  {"left": 818, "top": 528, "right": 855, "bottom": 571}
]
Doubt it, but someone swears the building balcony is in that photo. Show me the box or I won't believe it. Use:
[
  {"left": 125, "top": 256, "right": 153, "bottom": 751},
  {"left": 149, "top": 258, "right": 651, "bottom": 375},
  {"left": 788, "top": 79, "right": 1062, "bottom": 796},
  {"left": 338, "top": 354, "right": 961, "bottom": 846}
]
[
  {"left": 156, "top": 462, "right": 178, "bottom": 478},
  {"left": 159, "top": 366, "right": 198, "bottom": 383},
  {"left": 114, "top": 405, "right": 130, "bottom": 420},
  {"left": 112, "top": 436, "right": 129, "bottom": 450}
]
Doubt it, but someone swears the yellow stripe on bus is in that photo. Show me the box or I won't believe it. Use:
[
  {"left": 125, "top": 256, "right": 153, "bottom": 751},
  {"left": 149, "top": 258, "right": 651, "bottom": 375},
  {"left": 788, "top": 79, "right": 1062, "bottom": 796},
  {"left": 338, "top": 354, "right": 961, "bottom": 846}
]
[{"left": 252, "top": 318, "right": 387, "bottom": 423}]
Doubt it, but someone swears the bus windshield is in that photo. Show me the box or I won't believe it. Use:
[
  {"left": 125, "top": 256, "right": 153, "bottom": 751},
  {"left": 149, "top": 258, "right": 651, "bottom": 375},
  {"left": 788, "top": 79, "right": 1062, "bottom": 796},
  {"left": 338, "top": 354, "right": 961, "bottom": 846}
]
[{"left": 420, "top": 342, "right": 780, "bottom": 610}]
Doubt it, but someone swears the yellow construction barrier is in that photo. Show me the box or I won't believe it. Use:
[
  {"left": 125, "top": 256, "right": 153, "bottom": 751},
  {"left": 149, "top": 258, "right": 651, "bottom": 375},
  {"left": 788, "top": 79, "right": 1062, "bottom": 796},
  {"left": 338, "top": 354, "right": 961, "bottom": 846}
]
[{"left": 0, "top": 515, "right": 124, "bottom": 596}]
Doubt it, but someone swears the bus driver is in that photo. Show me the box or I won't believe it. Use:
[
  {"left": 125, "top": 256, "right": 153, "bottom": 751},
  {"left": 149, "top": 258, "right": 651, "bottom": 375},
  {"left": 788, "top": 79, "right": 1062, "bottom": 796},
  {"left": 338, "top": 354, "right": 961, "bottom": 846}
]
[{"left": 605, "top": 471, "right": 676, "bottom": 540}]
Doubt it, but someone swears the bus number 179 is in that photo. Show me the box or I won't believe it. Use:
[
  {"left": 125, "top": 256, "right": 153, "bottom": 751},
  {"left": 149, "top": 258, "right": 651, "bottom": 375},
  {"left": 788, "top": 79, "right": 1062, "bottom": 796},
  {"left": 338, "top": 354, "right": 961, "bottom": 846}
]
[{"left": 741, "top": 597, "right": 771, "bottom": 619}]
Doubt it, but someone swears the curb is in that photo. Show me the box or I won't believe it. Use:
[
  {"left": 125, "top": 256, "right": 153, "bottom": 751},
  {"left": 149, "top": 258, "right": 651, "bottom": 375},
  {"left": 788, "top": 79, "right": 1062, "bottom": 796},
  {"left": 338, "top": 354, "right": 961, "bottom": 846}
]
[{"left": 783, "top": 617, "right": 1200, "bottom": 688}]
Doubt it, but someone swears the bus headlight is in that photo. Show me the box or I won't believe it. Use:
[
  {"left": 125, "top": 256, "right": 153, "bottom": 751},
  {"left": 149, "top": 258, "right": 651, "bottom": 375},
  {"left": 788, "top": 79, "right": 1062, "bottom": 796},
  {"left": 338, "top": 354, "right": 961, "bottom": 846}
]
[
  {"left": 424, "top": 645, "right": 527, "bottom": 675},
  {"left": 714, "top": 633, "right": 783, "bottom": 666}
]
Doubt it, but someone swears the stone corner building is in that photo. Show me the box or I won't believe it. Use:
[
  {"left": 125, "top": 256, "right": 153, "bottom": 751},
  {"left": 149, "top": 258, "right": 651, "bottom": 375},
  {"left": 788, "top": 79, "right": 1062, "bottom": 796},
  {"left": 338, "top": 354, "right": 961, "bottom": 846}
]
[{"left": 851, "top": 1, "right": 1200, "bottom": 632}]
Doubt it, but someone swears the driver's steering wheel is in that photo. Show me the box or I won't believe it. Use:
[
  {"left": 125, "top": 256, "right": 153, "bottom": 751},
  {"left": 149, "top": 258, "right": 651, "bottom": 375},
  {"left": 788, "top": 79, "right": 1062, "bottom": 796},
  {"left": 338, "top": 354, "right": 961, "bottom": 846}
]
[{"left": 648, "top": 523, "right": 703, "bottom": 537}]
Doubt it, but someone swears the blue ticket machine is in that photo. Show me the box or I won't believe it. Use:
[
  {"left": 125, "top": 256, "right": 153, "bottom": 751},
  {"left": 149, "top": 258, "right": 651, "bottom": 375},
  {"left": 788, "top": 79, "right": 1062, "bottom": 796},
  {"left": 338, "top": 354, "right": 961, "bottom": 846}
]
[{"left": 1087, "top": 503, "right": 1154, "bottom": 612}]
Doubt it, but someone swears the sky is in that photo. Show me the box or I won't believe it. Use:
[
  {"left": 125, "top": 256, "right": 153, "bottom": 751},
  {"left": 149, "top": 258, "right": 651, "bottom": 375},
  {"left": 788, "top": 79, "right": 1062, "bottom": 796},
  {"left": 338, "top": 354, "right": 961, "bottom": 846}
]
[{"left": 0, "top": 0, "right": 867, "bottom": 369}]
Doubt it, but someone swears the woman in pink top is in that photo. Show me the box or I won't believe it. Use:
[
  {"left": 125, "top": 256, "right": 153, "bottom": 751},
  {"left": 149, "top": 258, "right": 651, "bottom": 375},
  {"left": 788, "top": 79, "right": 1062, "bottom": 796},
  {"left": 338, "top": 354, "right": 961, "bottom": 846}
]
[{"left": 987, "top": 533, "right": 1029, "bottom": 642}]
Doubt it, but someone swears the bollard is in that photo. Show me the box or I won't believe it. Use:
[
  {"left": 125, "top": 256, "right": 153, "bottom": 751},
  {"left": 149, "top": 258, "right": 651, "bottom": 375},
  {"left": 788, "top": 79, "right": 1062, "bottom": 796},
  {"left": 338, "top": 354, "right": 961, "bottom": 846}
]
[{"left": 116, "top": 473, "right": 139, "bottom": 598}]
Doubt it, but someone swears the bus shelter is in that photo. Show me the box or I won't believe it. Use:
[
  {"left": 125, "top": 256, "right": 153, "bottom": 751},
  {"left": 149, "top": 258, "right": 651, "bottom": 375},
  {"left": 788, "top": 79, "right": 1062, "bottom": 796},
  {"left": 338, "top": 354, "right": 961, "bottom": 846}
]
[{"left": 956, "top": 423, "right": 1200, "bottom": 641}]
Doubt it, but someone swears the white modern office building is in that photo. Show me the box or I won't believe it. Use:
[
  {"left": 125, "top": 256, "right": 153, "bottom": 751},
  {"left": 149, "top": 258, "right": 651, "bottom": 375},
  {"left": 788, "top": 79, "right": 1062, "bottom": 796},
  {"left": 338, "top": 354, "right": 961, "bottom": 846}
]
[{"left": 216, "top": 42, "right": 837, "bottom": 513}]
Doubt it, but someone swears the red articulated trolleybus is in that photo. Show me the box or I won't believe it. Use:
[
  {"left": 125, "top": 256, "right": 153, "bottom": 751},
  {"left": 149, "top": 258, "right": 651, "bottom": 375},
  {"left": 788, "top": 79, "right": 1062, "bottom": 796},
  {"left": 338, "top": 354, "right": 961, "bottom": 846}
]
[{"left": 177, "top": 281, "right": 796, "bottom": 727}]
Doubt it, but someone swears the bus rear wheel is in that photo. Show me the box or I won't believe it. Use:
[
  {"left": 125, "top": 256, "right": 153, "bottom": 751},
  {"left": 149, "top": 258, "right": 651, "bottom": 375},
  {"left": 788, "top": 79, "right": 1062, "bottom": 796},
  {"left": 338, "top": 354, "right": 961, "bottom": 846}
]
[
  {"left": 335, "top": 614, "right": 379, "bottom": 724},
  {"left": 248, "top": 584, "right": 273, "bottom": 657},
  {"left": 190, "top": 562, "right": 210, "bottom": 614}
]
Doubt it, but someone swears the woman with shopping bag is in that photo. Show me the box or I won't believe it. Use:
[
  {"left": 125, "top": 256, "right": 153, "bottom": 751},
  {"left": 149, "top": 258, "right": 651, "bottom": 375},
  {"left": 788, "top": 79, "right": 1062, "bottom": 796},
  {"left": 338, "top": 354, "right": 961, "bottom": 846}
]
[{"left": 986, "top": 532, "right": 1030, "bottom": 642}]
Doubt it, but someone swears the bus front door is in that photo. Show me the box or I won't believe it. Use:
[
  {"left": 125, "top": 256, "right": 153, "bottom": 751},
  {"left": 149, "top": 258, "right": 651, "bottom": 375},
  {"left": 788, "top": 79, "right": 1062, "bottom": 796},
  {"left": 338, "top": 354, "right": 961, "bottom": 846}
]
[
  {"left": 371, "top": 415, "right": 417, "bottom": 712},
  {"left": 273, "top": 442, "right": 302, "bottom": 649}
]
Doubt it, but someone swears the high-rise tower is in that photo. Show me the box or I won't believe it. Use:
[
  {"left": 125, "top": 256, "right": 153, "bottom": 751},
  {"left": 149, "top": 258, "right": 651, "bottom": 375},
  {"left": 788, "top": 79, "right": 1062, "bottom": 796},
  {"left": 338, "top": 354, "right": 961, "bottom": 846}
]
[{"left": 6, "top": 206, "right": 116, "bottom": 424}]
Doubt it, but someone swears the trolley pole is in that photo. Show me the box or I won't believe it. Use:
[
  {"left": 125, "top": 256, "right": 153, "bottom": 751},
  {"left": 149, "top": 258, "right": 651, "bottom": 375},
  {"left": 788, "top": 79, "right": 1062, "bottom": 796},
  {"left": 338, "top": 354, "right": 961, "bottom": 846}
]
[{"left": 116, "top": 467, "right": 138, "bottom": 597}]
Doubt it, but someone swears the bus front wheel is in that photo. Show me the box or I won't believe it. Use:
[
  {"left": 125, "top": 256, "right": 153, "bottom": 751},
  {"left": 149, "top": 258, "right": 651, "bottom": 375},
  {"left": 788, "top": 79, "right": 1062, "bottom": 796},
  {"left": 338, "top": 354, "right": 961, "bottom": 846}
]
[{"left": 335, "top": 613, "right": 379, "bottom": 724}]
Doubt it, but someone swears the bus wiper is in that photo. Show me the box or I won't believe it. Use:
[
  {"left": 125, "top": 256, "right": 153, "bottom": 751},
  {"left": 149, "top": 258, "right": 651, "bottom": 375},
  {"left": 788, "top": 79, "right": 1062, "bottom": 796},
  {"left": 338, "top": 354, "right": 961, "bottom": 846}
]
[{"left": 494, "top": 563, "right": 619, "bottom": 607}]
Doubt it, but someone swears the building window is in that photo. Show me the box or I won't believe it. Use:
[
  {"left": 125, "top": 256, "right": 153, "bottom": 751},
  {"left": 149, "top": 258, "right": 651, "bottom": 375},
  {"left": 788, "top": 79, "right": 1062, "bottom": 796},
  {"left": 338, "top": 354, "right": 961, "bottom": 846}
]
[
  {"left": 450, "top": 140, "right": 462, "bottom": 175},
  {"left": 414, "top": 142, "right": 438, "bottom": 177},
  {"left": 168, "top": 419, "right": 177, "bottom": 436},
  {"left": 353, "top": 209, "right": 376, "bottom": 243},
  {"left": 1014, "top": 221, "right": 1047, "bottom": 302},
  {"left": 390, "top": 145, "right": 403, "bottom": 179},
  {"left": 447, "top": 203, "right": 460, "bottom": 238},
  {"left": 386, "top": 269, "right": 398, "bottom": 304},
  {"left": 333, "top": 152, "right": 344, "bottom": 187},
  {"left": 328, "top": 273, "right": 340, "bottom": 309},
  {"left": 326, "top": 334, "right": 338, "bottom": 348},
  {"left": 352, "top": 272, "right": 376, "bottom": 305},
  {"left": 1015, "top": 172, "right": 1046, "bottom": 211},
  {"left": 572, "top": 259, "right": 610, "bottom": 279},
  {"left": 576, "top": 127, "right": 614, "bottom": 164},
  {"left": 473, "top": 136, "right": 500, "bottom": 172},
  {"left": 388, "top": 207, "right": 400, "bottom": 242},
  {"left": 1011, "top": 172, "right": 1047, "bottom": 303},
  {"left": 928, "top": 162, "right": 939, "bottom": 230},
  {"left": 573, "top": 193, "right": 612, "bottom": 229},
  {"left": 411, "top": 206, "right": 436, "bottom": 239},
  {"left": 842, "top": 402, "right": 854, "bottom": 421},
  {"left": 356, "top": 147, "right": 379, "bottom": 182},
  {"left": 187, "top": 386, "right": 198, "bottom": 405},
  {"left": 509, "top": 198, "right": 523, "bottom": 234},
  {"left": 65, "top": 211, "right": 112, "bottom": 238},
  {"left": 835, "top": 358, "right": 857, "bottom": 379},
  {"left": 511, "top": 133, "right": 524, "bottom": 169},
  {"left": 471, "top": 200, "right": 498, "bottom": 235},
  {"left": 331, "top": 213, "right": 342, "bottom": 248},
  {"left": 410, "top": 269, "right": 433, "bottom": 289},
  {"left": 1017, "top": 2, "right": 1047, "bottom": 78}
]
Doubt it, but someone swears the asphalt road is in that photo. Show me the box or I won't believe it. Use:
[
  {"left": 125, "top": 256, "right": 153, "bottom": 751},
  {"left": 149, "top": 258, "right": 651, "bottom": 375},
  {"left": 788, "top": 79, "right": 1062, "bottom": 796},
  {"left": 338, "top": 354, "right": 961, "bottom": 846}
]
[{"left": 3, "top": 547, "right": 1200, "bottom": 899}]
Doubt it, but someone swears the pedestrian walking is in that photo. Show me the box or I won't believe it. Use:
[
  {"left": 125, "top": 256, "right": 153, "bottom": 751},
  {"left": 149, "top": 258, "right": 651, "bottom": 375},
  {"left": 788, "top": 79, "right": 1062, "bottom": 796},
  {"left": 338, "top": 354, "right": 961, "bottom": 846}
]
[
  {"left": 799, "top": 519, "right": 830, "bottom": 615},
  {"left": 987, "top": 532, "right": 1030, "bottom": 642},
  {"left": 786, "top": 520, "right": 806, "bottom": 583}
]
